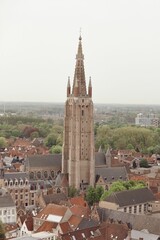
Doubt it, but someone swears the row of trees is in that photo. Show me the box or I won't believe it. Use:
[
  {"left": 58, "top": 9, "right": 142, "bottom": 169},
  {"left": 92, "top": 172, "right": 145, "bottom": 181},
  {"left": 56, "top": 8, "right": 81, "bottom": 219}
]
[
  {"left": 0, "top": 116, "right": 63, "bottom": 153},
  {"left": 95, "top": 124, "right": 160, "bottom": 154},
  {"left": 2, "top": 116, "right": 160, "bottom": 154}
]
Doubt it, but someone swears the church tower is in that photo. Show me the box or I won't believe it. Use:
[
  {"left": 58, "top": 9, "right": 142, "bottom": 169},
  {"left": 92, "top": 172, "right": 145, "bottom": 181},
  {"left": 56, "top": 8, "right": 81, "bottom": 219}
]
[{"left": 62, "top": 36, "right": 95, "bottom": 189}]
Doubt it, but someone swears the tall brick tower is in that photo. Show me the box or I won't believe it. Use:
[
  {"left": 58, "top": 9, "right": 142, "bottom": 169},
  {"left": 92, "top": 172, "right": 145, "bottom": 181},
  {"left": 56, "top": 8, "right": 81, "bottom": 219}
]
[{"left": 62, "top": 36, "right": 95, "bottom": 189}]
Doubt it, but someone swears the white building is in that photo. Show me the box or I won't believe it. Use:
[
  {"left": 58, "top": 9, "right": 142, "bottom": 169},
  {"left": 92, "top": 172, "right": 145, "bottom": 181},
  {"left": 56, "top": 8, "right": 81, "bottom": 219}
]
[
  {"left": 0, "top": 188, "right": 16, "bottom": 223},
  {"left": 135, "top": 113, "right": 159, "bottom": 127}
]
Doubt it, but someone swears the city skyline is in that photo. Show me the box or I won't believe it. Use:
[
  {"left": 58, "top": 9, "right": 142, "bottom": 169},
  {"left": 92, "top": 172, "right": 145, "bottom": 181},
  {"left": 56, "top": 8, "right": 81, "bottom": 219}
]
[{"left": 1, "top": 0, "right": 160, "bottom": 105}]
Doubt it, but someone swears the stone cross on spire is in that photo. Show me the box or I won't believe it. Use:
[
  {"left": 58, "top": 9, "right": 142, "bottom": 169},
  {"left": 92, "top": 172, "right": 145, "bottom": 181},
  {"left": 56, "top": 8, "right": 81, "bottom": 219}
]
[{"left": 72, "top": 35, "right": 87, "bottom": 96}]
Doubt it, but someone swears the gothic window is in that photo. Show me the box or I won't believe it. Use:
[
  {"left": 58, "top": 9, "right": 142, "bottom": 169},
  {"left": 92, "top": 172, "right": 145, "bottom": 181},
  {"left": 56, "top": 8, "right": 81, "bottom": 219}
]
[
  {"left": 44, "top": 171, "right": 48, "bottom": 179},
  {"left": 30, "top": 172, "right": 34, "bottom": 179},
  {"left": 57, "top": 188, "right": 61, "bottom": 193},
  {"left": 51, "top": 171, "right": 55, "bottom": 178},
  {"left": 37, "top": 171, "right": 41, "bottom": 179}
]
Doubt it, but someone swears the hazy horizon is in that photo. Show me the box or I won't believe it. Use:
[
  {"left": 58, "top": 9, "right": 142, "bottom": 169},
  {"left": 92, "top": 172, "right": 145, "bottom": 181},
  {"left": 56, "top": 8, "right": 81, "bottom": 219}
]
[{"left": 1, "top": 0, "right": 160, "bottom": 105}]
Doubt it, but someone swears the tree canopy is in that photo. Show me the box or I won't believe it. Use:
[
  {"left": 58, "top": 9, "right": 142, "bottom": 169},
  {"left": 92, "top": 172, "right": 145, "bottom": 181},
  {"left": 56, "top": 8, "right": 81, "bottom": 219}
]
[
  {"left": 85, "top": 186, "right": 104, "bottom": 206},
  {"left": 101, "top": 180, "right": 146, "bottom": 200}
]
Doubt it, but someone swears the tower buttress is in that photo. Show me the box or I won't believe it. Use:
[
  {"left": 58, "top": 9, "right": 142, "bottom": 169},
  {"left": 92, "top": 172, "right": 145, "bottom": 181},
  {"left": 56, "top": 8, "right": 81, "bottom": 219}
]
[
  {"left": 88, "top": 77, "right": 92, "bottom": 97},
  {"left": 67, "top": 77, "right": 71, "bottom": 97}
]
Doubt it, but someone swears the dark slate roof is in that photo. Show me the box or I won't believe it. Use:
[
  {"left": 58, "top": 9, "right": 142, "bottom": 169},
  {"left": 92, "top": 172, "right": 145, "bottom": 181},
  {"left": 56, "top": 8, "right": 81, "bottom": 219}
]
[
  {"left": 95, "top": 152, "right": 106, "bottom": 166},
  {"left": 25, "top": 154, "right": 62, "bottom": 168},
  {"left": 43, "top": 193, "right": 68, "bottom": 205},
  {"left": 105, "top": 188, "right": 155, "bottom": 207},
  {"left": 95, "top": 166, "right": 128, "bottom": 182},
  {"left": 77, "top": 218, "right": 99, "bottom": 230},
  {"left": 4, "top": 172, "right": 29, "bottom": 180},
  {"left": 97, "top": 207, "right": 160, "bottom": 235},
  {"left": 0, "top": 192, "right": 15, "bottom": 208}
]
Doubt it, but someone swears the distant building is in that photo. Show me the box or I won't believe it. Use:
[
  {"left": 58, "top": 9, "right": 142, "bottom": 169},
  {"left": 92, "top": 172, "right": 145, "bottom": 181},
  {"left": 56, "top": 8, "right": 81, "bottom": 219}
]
[{"left": 135, "top": 113, "right": 159, "bottom": 127}]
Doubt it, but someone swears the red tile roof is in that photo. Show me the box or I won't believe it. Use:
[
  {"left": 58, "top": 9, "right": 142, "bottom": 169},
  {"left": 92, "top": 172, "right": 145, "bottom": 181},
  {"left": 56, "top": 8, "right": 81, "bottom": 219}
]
[
  {"left": 35, "top": 203, "right": 68, "bottom": 220},
  {"left": 35, "top": 221, "right": 57, "bottom": 233},
  {"left": 69, "top": 196, "right": 88, "bottom": 207}
]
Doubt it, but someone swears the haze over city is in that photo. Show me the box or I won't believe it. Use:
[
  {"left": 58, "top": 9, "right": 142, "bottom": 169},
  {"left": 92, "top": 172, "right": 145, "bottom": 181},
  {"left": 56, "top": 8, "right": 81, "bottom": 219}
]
[{"left": 1, "top": 0, "right": 160, "bottom": 105}]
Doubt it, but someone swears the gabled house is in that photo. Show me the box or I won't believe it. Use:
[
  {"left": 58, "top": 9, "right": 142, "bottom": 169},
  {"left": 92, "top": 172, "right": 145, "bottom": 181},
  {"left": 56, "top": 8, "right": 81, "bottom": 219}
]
[
  {"left": 99, "top": 187, "right": 155, "bottom": 215},
  {"left": 95, "top": 166, "right": 128, "bottom": 190},
  {"left": 20, "top": 215, "right": 33, "bottom": 237},
  {"left": 38, "top": 192, "right": 68, "bottom": 209},
  {"left": 33, "top": 203, "right": 72, "bottom": 232}
]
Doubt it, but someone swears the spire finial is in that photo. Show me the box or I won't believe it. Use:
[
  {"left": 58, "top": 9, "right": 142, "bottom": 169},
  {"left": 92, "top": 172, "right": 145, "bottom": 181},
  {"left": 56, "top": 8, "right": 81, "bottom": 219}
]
[{"left": 79, "top": 28, "right": 82, "bottom": 41}]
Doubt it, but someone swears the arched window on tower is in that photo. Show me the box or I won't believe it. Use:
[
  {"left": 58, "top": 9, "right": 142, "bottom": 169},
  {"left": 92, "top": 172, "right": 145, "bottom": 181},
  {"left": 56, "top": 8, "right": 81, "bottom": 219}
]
[{"left": 82, "top": 110, "right": 84, "bottom": 116}]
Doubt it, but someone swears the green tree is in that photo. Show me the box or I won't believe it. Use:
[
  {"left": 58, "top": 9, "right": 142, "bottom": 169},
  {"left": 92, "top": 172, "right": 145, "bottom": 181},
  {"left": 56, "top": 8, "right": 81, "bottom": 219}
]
[
  {"left": 50, "top": 145, "right": 62, "bottom": 154},
  {"left": 85, "top": 186, "right": 97, "bottom": 206},
  {"left": 45, "top": 133, "right": 57, "bottom": 147},
  {"left": 101, "top": 180, "right": 146, "bottom": 200},
  {"left": 95, "top": 186, "right": 104, "bottom": 202},
  {"left": 85, "top": 186, "right": 104, "bottom": 206},
  {"left": 68, "top": 186, "right": 79, "bottom": 198},
  {"left": 0, "top": 220, "right": 5, "bottom": 239},
  {"left": 0, "top": 137, "right": 7, "bottom": 148},
  {"left": 139, "top": 158, "right": 149, "bottom": 168}
]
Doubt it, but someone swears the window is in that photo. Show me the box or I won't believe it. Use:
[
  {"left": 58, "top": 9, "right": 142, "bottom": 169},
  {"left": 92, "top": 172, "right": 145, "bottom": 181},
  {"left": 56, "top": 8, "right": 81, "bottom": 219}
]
[
  {"left": 44, "top": 171, "right": 48, "bottom": 178},
  {"left": 139, "top": 204, "right": 142, "bottom": 213},
  {"left": 82, "top": 110, "right": 84, "bottom": 116},
  {"left": 134, "top": 205, "right": 137, "bottom": 214},
  {"left": 37, "top": 171, "right": 41, "bottom": 179},
  {"left": 30, "top": 172, "right": 34, "bottom": 179},
  {"left": 129, "top": 206, "right": 132, "bottom": 213},
  {"left": 124, "top": 207, "right": 127, "bottom": 212},
  {"left": 144, "top": 204, "right": 147, "bottom": 212}
]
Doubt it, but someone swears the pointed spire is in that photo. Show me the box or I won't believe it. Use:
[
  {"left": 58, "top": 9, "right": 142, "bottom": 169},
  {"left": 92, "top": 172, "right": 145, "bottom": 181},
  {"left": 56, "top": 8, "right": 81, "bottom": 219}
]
[
  {"left": 67, "top": 77, "right": 71, "bottom": 97},
  {"left": 88, "top": 76, "right": 92, "bottom": 97},
  {"left": 72, "top": 35, "right": 87, "bottom": 96}
]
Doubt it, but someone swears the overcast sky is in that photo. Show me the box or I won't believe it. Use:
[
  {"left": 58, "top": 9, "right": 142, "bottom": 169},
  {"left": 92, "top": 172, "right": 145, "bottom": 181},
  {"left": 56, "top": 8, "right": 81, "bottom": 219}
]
[{"left": 0, "top": 0, "right": 160, "bottom": 104}]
